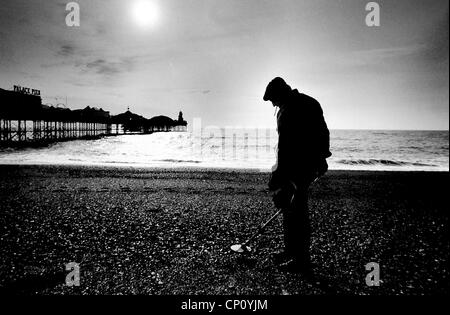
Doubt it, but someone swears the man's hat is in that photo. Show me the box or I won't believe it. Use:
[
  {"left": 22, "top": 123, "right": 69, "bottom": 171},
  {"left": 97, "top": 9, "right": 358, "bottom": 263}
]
[{"left": 263, "top": 77, "right": 292, "bottom": 101}]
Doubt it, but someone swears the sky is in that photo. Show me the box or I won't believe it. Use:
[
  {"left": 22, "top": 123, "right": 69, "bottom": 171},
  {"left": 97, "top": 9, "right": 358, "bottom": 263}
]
[{"left": 0, "top": 0, "right": 448, "bottom": 130}]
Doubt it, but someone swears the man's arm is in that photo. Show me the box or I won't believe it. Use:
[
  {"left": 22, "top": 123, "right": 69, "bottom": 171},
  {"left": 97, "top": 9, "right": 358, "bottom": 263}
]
[
  {"left": 317, "top": 113, "right": 331, "bottom": 159},
  {"left": 310, "top": 102, "right": 331, "bottom": 177},
  {"left": 269, "top": 113, "right": 296, "bottom": 191}
]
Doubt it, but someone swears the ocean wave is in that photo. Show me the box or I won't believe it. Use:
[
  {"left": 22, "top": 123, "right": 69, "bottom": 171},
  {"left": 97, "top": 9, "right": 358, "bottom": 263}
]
[
  {"left": 158, "top": 159, "right": 202, "bottom": 164},
  {"left": 1, "top": 131, "right": 448, "bottom": 172},
  {"left": 337, "top": 159, "right": 438, "bottom": 167}
]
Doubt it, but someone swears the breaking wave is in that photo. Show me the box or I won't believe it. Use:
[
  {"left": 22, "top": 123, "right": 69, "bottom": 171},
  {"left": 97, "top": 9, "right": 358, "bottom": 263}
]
[
  {"left": 0, "top": 130, "right": 448, "bottom": 171},
  {"left": 337, "top": 159, "right": 437, "bottom": 167}
]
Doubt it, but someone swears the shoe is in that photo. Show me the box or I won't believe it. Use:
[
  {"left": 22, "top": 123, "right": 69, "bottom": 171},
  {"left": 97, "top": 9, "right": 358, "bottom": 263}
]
[{"left": 278, "top": 258, "right": 312, "bottom": 275}]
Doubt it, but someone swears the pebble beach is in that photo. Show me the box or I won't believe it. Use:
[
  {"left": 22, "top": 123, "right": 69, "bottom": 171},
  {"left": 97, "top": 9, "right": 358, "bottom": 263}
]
[{"left": 0, "top": 165, "right": 448, "bottom": 295}]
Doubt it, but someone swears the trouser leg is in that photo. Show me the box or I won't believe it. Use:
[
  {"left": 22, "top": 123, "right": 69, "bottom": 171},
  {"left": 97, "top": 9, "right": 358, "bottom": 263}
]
[{"left": 282, "top": 185, "right": 311, "bottom": 264}]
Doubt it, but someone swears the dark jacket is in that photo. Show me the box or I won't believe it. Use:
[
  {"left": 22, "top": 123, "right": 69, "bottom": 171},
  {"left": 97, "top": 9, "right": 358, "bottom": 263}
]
[{"left": 269, "top": 89, "right": 331, "bottom": 190}]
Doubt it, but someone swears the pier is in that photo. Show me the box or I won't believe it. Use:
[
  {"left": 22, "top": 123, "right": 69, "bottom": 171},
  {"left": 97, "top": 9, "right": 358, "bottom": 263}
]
[{"left": 0, "top": 87, "right": 188, "bottom": 147}]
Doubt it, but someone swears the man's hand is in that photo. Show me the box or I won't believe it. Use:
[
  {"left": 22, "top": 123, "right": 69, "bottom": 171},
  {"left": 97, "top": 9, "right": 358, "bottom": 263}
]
[
  {"left": 268, "top": 174, "right": 278, "bottom": 192},
  {"left": 268, "top": 171, "right": 284, "bottom": 191},
  {"left": 272, "top": 189, "right": 287, "bottom": 209},
  {"left": 272, "top": 183, "right": 296, "bottom": 209},
  {"left": 317, "top": 159, "right": 328, "bottom": 178}
]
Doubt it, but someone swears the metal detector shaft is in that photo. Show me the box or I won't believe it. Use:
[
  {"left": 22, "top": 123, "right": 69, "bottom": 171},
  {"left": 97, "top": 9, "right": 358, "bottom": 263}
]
[
  {"left": 242, "top": 177, "right": 320, "bottom": 245},
  {"left": 232, "top": 176, "right": 321, "bottom": 253},
  {"left": 241, "top": 208, "right": 283, "bottom": 246}
]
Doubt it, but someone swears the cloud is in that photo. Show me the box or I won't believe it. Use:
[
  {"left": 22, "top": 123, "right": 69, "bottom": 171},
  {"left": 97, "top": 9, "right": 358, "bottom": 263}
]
[
  {"left": 58, "top": 44, "right": 76, "bottom": 57},
  {"left": 64, "top": 80, "right": 92, "bottom": 88},
  {"left": 82, "top": 58, "right": 133, "bottom": 76},
  {"left": 185, "top": 89, "right": 212, "bottom": 95},
  {"left": 345, "top": 46, "right": 425, "bottom": 66},
  {"left": 420, "top": 10, "right": 449, "bottom": 66}
]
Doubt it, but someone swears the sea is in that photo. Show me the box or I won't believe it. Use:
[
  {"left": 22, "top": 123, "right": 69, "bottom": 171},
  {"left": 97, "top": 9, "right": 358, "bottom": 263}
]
[{"left": 0, "top": 129, "right": 448, "bottom": 172}]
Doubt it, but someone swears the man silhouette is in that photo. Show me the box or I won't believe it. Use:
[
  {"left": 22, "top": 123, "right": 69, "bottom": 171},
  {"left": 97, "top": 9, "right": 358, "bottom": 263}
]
[{"left": 264, "top": 77, "right": 331, "bottom": 273}]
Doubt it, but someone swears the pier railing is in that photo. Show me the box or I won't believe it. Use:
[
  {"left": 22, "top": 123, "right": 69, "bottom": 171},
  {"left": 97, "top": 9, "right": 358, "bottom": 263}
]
[{"left": 0, "top": 119, "right": 112, "bottom": 147}]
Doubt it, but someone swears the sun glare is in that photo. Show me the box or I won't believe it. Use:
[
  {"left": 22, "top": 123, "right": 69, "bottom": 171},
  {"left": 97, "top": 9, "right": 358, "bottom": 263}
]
[{"left": 132, "top": 0, "right": 159, "bottom": 28}]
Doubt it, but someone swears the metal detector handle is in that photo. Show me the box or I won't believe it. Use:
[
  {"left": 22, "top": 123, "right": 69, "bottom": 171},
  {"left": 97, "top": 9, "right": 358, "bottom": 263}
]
[
  {"left": 239, "top": 176, "right": 321, "bottom": 249},
  {"left": 242, "top": 208, "right": 284, "bottom": 246}
]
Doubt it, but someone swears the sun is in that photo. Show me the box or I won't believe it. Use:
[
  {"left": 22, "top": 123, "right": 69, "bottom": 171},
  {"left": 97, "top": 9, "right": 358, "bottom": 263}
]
[{"left": 132, "top": 0, "right": 159, "bottom": 28}]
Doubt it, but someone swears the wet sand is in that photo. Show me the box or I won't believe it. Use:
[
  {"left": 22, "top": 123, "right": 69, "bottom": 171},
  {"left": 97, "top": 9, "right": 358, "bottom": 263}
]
[{"left": 0, "top": 165, "right": 448, "bottom": 295}]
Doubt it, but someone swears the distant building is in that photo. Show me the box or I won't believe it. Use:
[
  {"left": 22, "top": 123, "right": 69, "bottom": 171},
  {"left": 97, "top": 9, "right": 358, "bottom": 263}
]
[
  {"left": 0, "top": 87, "right": 112, "bottom": 123},
  {"left": 72, "top": 106, "right": 110, "bottom": 122},
  {"left": 111, "top": 109, "right": 188, "bottom": 133},
  {"left": 0, "top": 88, "right": 42, "bottom": 120},
  {"left": 176, "top": 111, "right": 188, "bottom": 131},
  {"left": 110, "top": 109, "right": 146, "bottom": 133},
  {"left": 145, "top": 111, "right": 188, "bottom": 132}
]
